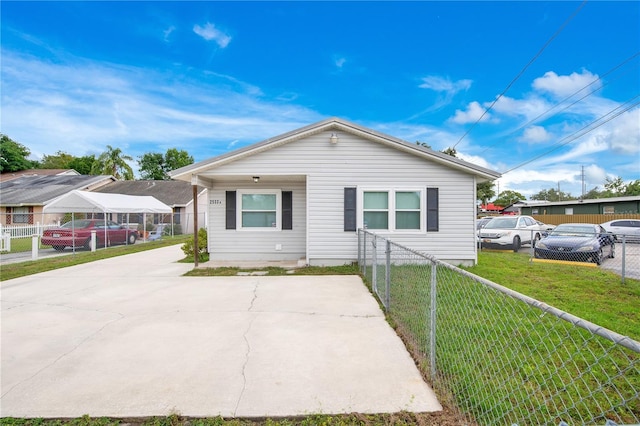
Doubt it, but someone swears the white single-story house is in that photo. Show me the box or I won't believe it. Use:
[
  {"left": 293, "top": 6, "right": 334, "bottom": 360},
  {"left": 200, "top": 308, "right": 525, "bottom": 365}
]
[{"left": 170, "top": 117, "right": 501, "bottom": 266}]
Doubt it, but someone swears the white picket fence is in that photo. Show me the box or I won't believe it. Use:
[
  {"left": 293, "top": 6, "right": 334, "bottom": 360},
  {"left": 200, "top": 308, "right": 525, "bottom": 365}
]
[{"left": 0, "top": 223, "right": 60, "bottom": 252}]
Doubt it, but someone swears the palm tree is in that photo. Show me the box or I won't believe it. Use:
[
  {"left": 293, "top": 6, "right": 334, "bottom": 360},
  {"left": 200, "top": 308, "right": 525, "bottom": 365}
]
[{"left": 91, "top": 145, "right": 134, "bottom": 180}]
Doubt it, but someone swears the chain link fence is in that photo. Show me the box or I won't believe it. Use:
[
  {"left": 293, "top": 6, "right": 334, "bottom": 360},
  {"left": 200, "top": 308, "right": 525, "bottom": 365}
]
[{"left": 358, "top": 229, "right": 639, "bottom": 425}]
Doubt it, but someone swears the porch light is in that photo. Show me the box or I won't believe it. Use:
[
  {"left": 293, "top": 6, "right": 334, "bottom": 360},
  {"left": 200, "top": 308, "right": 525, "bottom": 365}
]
[
  {"left": 252, "top": 176, "right": 260, "bottom": 183},
  {"left": 330, "top": 133, "right": 339, "bottom": 144}
]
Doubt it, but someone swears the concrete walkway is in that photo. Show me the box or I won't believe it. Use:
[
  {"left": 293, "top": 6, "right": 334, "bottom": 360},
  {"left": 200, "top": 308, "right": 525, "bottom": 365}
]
[{"left": 1, "top": 245, "right": 441, "bottom": 418}]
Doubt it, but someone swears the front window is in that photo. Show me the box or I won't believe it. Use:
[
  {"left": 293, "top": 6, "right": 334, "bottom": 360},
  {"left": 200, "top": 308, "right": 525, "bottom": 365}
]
[
  {"left": 361, "top": 189, "right": 424, "bottom": 232},
  {"left": 395, "top": 191, "right": 421, "bottom": 230},
  {"left": 12, "top": 207, "right": 30, "bottom": 224},
  {"left": 363, "top": 191, "right": 389, "bottom": 229},
  {"left": 241, "top": 192, "right": 278, "bottom": 228}
]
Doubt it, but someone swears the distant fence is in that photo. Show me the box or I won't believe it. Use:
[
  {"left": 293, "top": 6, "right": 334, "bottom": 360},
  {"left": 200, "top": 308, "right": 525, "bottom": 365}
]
[
  {"left": 358, "top": 229, "right": 640, "bottom": 426},
  {"left": 0, "top": 223, "right": 59, "bottom": 239},
  {"left": 533, "top": 213, "right": 640, "bottom": 226}
]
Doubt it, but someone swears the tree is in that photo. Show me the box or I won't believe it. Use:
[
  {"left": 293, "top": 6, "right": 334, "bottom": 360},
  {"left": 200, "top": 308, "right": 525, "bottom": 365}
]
[
  {"left": 68, "top": 155, "right": 97, "bottom": 175},
  {"left": 138, "top": 152, "right": 166, "bottom": 180},
  {"left": 604, "top": 176, "right": 626, "bottom": 197},
  {"left": 0, "top": 134, "right": 39, "bottom": 172},
  {"left": 138, "top": 148, "right": 194, "bottom": 180},
  {"left": 494, "top": 190, "right": 525, "bottom": 207},
  {"left": 583, "top": 186, "right": 605, "bottom": 200},
  {"left": 91, "top": 145, "right": 134, "bottom": 180},
  {"left": 40, "top": 151, "right": 75, "bottom": 169},
  {"left": 164, "top": 148, "right": 194, "bottom": 172},
  {"left": 530, "top": 188, "right": 577, "bottom": 202},
  {"left": 477, "top": 181, "right": 496, "bottom": 205},
  {"left": 624, "top": 179, "right": 640, "bottom": 196}
]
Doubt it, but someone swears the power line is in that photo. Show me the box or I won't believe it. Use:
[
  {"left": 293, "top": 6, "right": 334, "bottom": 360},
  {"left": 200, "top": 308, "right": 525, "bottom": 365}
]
[
  {"left": 479, "top": 51, "right": 640, "bottom": 155},
  {"left": 501, "top": 94, "right": 640, "bottom": 174},
  {"left": 451, "top": 0, "right": 588, "bottom": 150}
]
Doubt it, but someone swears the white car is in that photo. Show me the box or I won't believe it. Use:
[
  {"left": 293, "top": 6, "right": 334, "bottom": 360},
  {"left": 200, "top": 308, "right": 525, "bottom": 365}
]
[
  {"left": 600, "top": 219, "right": 640, "bottom": 242},
  {"left": 479, "top": 215, "right": 546, "bottom": 252}
]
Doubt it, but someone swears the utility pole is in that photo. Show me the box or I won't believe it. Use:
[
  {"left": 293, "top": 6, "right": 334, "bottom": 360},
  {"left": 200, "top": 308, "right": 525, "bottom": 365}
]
[{"left": 558, "top": 182, "right": 561, "bottom": 201}]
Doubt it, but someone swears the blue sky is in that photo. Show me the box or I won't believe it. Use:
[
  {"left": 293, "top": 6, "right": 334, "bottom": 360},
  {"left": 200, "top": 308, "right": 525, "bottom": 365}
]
[{"left": 2, "top": 1, "right": 639, "bottom": 199}]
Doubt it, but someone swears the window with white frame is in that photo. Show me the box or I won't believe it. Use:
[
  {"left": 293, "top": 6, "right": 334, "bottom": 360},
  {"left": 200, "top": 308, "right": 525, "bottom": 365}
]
[
  {"left": 361, "top": 189, "right": 423, "bottom": 231},
  {"left": 239, "top": 190, "right": 280, "bottom": 229},
  {"left": 395, "top": 191, "right": 421, "bottom": 229},
  {"left": 363, "top": 191, "right": 389, "bottom": 229}
]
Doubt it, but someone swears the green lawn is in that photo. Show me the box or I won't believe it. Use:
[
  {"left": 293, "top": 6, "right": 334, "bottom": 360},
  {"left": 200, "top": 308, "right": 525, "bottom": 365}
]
[
  {"left": 365, "top": 251, "right": 640, "bottom": 425},
  {"left": 0, "top": 235, "right": 191, "bottom": 281},
  {"left": 467, "top": 251, "right": 640, "bottom": 340}
]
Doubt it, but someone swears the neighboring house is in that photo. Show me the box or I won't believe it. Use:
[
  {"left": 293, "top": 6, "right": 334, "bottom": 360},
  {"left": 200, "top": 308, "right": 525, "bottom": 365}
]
[
  {"left": 519, "top": 196, "right": 640, "bottom": 215},
  {"left": 92, "top": 180, "right": 207, "bottom": 234},
  {"left": 478, "top": 202, "right": 504, "bottom": 214},
  {"left": 0, "top": 168, "right": 80, "bottom": 183},
  {"left": 170, "top": 117, "right": 501, "bottom": 266},
  {"left": 0, "top": 174, "right": 115, "bottom": 226}
]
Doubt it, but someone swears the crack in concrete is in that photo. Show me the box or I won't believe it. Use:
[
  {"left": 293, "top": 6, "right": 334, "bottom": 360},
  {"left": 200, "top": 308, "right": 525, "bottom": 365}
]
[{"left": 233, "top": 281, "right": 259, "bottom": 416}]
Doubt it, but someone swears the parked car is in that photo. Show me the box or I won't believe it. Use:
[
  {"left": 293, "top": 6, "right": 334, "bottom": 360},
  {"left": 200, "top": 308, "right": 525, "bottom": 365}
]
[
  {"left": 479, "top": 215, "right": 546, "bottom": 251},
  {"left": 600, "top": 219, "right": 640, "bottom": 242},
  {"left": 534, "top": 223, "right": 615, "bottom": 265},
  {"left": 477, "top": 217, "right": 494, "bottom": 230},
  {"left": 42, "top": 219, "right": 138, "bottom": 251}
]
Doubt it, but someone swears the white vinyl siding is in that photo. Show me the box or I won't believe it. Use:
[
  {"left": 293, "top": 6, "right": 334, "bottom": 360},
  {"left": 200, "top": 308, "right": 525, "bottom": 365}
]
[
  {"left": 208, "top": 181, "right": 306, "bottom": 261},
  {"left": 202, "top": 131, "right": 478, "bottom": 265}
]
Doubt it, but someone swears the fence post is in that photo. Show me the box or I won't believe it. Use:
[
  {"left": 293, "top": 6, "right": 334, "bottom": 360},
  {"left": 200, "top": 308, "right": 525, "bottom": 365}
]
[
  {"left": 31, "top": 234, "right": 38, "bottom": 260},
  {"left": 621, "top": 236, "right": 626, "bottom": 284},
  {"left": 372, "top": 236, "right": 378, "bottom": 294},
  {"left": 362, "top": 231, "right": 367, "bottom": 274},
  {"left": 4, "top": 232, "right": 11, "bottom": 252},
  {"left": 91, "top": 230, "right": 97, "bottom": 252},
  {"left": 430, "top": 259, "right": 437, "bottom": 380},
  {"left": 357, "top": 229, "right": 362, "bottom": 268},
  {"left": 385, "top": 239, "right": 391, "bottom": 311}
]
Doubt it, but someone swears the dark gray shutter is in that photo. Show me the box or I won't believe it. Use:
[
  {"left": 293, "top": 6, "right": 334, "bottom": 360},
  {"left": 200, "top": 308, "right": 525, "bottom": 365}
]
[
  {"left": 344, "top": 187, "right": 357, "bottom": 232},
  {"left": 225, "top": 191, "right": 236, "bottom": 230},
  {"left": 282, "top": 191, "right": 293, "bottom": 230},
  {"left": 426, "top": 188, "right": 439, "bottom": 232}
]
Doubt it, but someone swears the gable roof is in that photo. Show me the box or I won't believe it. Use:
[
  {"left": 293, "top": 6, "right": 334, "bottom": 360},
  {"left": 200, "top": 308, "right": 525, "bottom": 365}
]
[
  {"left": 0, "top": 168, "right": 80, "bottom": 183},
  {"left": 92, "top": 180, "right": 205, "bottom": 207},
  {"left": 0, "top": 175, "right": 115, "bottom": 206},
  {"left": 169, "top": 117, "right": 501, "bottom": 182}
]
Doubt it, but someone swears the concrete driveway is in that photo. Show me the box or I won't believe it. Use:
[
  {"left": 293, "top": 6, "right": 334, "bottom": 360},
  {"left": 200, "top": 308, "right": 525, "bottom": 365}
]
[{"left": 1, "top": 245, "right": 441, "bottom": 418}]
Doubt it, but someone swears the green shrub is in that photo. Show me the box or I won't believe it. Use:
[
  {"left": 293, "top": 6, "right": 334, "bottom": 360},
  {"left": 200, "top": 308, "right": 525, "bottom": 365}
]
[{"left": 181, "top": 227, "right": 208, "bottom": 260}]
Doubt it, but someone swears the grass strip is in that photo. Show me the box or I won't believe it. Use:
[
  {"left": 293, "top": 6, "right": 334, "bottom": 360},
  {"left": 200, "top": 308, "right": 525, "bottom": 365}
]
[{"left": 0, "top": 235, "right": 191, "bottom": 282}]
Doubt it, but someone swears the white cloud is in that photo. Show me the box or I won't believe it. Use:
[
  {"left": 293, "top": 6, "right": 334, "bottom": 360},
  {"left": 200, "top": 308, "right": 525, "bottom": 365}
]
[
  {"left": 419, "top": 75, "right": 472, "bottom": 95},
  {"left": 532, "top": 70, "right": 601, "bottom": 98},
  {"left": 334, "top": 56, "right": 346, "bottom": 69},
  {"left": 163, "top": 25, "right": 176, "bottom": 42},
  {"left": 520, "top": 125, "right": 551, "bottom": 143},
  {"left": 0, "top": 50, "right": 322, "bottom": 166},
  {"left": 193, "top": 22, "right": 231, "bottom": 48},
  {"left": 600, "top": 108, "right": 640, "bottom": 155},
  {"left": 448, "top": 101, "right": 491, "bottom": 124}
]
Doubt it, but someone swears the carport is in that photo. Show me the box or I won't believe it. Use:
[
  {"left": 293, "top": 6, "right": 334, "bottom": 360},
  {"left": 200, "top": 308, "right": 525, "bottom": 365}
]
[{"left": 43, "top": 190, "right": 173, "bottom": 248}]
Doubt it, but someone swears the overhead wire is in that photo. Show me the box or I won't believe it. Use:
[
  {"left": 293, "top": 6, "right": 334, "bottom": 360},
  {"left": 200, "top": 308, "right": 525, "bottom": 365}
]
[
  {"left": 501, "top": 94, "right": 640, "bottom": 174},
  {"left": 451, "top": 0, "right": 588, "bottom": 150},
  {"left": 479, "top": 51, "right": 640, "bottom": 155}
]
